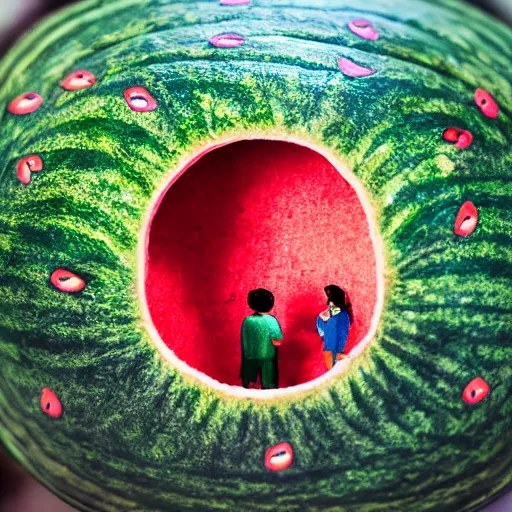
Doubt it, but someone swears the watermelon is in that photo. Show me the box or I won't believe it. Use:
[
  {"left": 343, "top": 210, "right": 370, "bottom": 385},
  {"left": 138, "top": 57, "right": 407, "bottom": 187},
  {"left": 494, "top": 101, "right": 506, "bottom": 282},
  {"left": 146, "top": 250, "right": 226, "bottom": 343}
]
[{"left": 0, "top": 0, "right": 511, "bottom": 511}]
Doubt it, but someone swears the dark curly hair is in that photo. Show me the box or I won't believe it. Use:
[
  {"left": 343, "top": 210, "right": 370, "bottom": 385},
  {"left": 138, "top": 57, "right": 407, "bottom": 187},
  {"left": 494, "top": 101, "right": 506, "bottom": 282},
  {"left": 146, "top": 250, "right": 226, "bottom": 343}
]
[{"left": 248, "top": 288, "right": 275, "bottom": 313}]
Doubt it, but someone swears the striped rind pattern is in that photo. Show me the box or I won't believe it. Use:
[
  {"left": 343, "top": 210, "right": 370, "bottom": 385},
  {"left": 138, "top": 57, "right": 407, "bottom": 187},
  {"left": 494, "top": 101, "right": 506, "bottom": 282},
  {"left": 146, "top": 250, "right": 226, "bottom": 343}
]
[{"left": 0, "top": 1, "right": 511, "bottom": 511}]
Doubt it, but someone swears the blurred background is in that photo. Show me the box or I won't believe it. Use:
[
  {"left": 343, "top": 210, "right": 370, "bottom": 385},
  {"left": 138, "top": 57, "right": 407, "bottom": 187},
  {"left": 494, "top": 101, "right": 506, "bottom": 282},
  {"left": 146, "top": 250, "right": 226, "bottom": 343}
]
[
  {"left": 1, "top": 0, "right": 511, "bottom": 57},
  {"left": 0, "top": 0, "right": 510, "bottom": 511}
]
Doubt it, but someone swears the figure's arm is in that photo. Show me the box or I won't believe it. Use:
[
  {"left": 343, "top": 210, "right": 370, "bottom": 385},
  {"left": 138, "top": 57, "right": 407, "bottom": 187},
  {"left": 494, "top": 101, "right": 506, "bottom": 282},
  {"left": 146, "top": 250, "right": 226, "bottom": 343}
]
[
  {"left": 336, "top": 312, "right": 350, "bottom": 355},
  {"left": 268, "top": 315, "right": 283, "bottom": 347},
  {"left": 241, "top": 319, "right": 247, "bottom": 356},
  {"left": 319, "top": 308, "right": 330, "bottom": 322},
  {"left": 270, "top": 316, "right": 283, "bottom": 341},
  {"left": 316, "top": 315, "right": 326, "bottom": 338}
]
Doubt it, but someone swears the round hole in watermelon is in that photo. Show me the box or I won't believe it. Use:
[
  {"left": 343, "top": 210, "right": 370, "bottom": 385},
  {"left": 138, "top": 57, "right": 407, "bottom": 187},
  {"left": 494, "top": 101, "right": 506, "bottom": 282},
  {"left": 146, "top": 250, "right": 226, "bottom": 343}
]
[
  {"left": 142, "top": 139, "right": 382, "bottom": 390},
  {"left": 0, "top": 0, "right": 510, "bottom": 509}
]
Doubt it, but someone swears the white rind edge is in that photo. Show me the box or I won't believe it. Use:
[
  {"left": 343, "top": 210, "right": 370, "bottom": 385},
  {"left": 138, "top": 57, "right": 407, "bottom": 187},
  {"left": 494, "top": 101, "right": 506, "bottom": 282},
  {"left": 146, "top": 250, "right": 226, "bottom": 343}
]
[{"left": 136, "top": 131, "right": 386, "bottom": 402}]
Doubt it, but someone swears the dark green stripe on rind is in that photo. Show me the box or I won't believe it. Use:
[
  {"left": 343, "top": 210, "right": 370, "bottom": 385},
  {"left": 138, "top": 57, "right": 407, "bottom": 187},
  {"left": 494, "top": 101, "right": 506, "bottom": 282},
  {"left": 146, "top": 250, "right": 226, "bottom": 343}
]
[{"left": 0, "top": 0, "right": 511, "bottom": 511}]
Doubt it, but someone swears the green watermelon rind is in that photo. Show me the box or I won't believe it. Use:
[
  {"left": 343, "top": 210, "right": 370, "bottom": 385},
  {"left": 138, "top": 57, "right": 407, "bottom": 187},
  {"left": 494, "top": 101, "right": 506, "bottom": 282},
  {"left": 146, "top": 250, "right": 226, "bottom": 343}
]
[{"left": 0, "top": 1, "right": 510, "bottom": 511}]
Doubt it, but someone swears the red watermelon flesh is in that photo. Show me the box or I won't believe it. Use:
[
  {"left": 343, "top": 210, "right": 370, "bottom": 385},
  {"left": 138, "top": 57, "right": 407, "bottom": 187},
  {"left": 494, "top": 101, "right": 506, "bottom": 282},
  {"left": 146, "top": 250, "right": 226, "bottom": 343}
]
[{"left": 146, "top": 140, "right": 378, "bottom": 387}]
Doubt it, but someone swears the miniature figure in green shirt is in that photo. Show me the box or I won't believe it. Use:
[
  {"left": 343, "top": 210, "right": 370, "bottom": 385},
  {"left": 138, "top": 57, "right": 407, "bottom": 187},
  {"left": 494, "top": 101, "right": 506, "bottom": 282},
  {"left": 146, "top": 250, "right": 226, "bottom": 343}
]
[{"left": 241, "top": 288, "right": 283, "bottom": 389}]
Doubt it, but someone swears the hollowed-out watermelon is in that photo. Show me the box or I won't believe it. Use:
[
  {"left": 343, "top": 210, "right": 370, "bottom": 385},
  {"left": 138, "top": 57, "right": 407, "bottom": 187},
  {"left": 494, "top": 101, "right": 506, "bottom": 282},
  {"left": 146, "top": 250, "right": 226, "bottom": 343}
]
[{"left": 0, "top": 0, "right": 511, "bottom": 511}]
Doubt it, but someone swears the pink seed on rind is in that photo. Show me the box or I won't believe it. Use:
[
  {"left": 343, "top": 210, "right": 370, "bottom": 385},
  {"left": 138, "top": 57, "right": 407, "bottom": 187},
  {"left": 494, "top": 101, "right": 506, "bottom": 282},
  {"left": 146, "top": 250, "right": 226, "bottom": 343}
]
[
  {"left": 474, "top": 88, "right": 499, "bottom": 119},
  {"left": 209, "top": 33, "right": 245, "bottom": 48},
  {"left": 124, "top": 87, "right": 157, "bottom": 112},
  {"left": 17, "top": 155, "right": 43, "bottom": 184},
  {"left": 61, "top": 70, "right": 97, "bottom": 91},
  {"left": 462, "top": 377, "right": 490, "bottom": 405},
  {"left": 50, "top": 269, "right": 86, "bottom": 293},
  {"left": 41, "top": 388, "right": 63, "bottom": 418},
  {"left": 338, "top": 57, "right": 376, "bottom": 77},
  {"left": 349, "top": 19, "right": 379, "bottom": 40},
  {"left": 8, "top": 92, "right": 43, "bottom": 115},
  {"left": 443, "top": 127, "right": 473, "bottom": 149},
  {"left": 454, "top": 202, "right": 478, "bottom": 237}
]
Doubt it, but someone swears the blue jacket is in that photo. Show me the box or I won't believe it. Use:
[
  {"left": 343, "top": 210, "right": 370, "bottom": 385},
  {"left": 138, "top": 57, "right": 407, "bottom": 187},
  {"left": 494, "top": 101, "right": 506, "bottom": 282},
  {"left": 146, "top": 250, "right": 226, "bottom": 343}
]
[{"left": 316, "top": 309, "right": 350, "bottom": 354}]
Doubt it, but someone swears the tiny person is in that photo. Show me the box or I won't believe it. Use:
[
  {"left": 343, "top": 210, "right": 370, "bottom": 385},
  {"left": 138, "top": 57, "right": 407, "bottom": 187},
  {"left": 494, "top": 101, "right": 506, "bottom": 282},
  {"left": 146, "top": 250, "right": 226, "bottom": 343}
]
[
  {"left": 316, "top": 285, "right": 351, "bottom": 370},
  {"left": 241, "top": 288, "right": 283, "bottom": 389}
]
